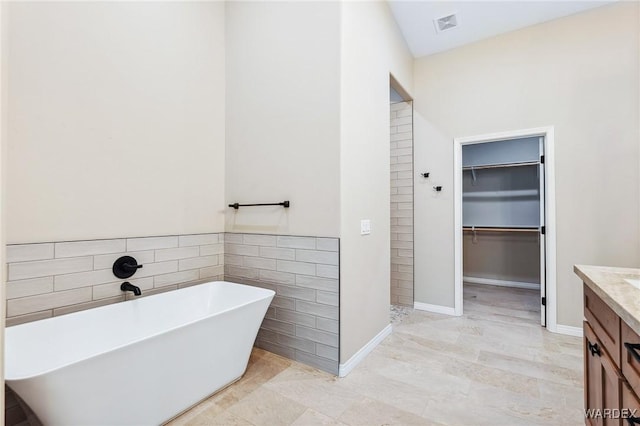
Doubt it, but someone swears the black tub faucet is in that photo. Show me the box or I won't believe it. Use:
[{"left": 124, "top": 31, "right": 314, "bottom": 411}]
[
  {"left": 113, "top": 256, "right": 144, "bottom": 279},
  {"left": 121, "top": 282, "right": 142, "bottom": 296}
]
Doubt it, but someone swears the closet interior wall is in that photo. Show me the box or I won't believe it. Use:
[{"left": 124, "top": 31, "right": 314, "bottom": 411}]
[{"left": 463, "top": 231, "right": 540, "bottom": 286}]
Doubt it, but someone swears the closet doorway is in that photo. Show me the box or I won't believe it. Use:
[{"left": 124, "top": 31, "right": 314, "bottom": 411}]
[{"left": 453, "top": 128, "right": 557, "bottom": 330}]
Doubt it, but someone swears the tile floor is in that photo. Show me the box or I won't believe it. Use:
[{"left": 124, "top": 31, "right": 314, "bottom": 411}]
[{"left": 169, "top": 283, "right": 583, "bottom": 426}]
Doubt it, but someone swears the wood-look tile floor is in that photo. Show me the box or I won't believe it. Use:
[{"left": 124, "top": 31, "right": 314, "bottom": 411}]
[{"left": 169, "top": 284, "right": 583, "bottom": 425}]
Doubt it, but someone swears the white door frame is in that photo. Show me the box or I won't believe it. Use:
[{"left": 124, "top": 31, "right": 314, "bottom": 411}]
[
  {"left": 538, "top": 136, "right": 546, "bottom": 327},
  {"left": 453, "top": 126, "right": 558, "bottom": 332}
]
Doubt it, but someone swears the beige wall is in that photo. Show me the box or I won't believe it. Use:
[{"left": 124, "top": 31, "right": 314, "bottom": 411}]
[
  {"left": 340, "top": 1, "right": 413, "bottom": 362},
  {"left": 224, "top": 1, "right": 341, "bottom": 237},
  {"left": 225, "top": 0, "right": 414, "bottom": 363},
  {"left": 4, "top": 0, "right": 413, "bottom": 374},
  {"left": 6, "top": 2, "right": 226, "bottom": 244},
  {"left": 414, "top": 2, "right": 640, "bottom": 327}
]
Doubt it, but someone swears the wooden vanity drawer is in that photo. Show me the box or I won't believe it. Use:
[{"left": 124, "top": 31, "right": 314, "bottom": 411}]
[
  {"left": 585, "top": 284, "right": 621, "bottom": 367},
  {"left": 622, "top": 321, "right": 640, "bottom": 397}
]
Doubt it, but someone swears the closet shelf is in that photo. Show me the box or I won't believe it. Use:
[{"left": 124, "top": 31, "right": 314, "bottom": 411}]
[
  {"left": 462, "top": 160, "right": 539, "bottom": 171},
  {"left": 463, "top": 226, "right": 539, "bottom": 233},
  {"left": 463, "top": 189, "right": 538, "bottom": 198}
]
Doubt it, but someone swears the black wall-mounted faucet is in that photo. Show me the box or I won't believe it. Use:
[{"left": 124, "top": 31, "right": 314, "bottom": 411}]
[
  {"left": 113, "top": 256, "right": 143, "bottom": 279},
  {"left": 121, "top": 282, "right": 142, "bottom": 296}
]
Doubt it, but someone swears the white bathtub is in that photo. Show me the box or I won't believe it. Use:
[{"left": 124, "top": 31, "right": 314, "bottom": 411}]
[{"left": 5, "top": 281, "right": 275, "bottom": 426}]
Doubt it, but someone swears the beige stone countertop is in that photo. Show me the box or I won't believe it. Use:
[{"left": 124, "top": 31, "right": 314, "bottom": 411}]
[{"left": 575, "top": 265, "right": 640, "bottom": 334}]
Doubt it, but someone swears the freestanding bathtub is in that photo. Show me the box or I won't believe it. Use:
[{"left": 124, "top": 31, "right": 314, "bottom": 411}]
[{"left": 5, "top": 281, "right": 275, "bottom": 425}]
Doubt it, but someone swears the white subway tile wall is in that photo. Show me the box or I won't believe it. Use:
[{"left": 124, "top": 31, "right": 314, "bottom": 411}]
[
  {"left": 5, "top": 232, "right": 340, "bottom": 376},
  {"left": 390, "top": 101, "right": 414, "bottom": 306},
  {"left": 224, "top": 233, "right": 340, "bottom": 375},
  {"left": 5, "top": 234, "right": 224, "bottom": 326}
]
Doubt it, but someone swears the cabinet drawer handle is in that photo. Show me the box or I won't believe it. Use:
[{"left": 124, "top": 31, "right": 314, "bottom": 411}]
[
  {"left": 627, "top": 416, "right": 640, "bottom": 425},
  {"left": 588, "top": 341, "right": 601, "bottom": 357},
  {"left": 625, "top": 342, "right": 640, "bottom": 362}
]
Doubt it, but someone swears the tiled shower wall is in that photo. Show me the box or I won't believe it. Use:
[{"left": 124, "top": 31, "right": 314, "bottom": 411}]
[
  {"left": 224, "top": 233, "right": 339, "bottom": 375},
  {"left": 5, "top": 233, "right": 224, "bottom": 326},
  {"left": 390, "top": 101, "right": 414, "bottom": 306}
]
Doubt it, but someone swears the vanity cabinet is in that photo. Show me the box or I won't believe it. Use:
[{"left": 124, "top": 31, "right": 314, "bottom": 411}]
[
  {"left": 584, "top": 284, "right": 640, "bottom": 425},
  {"left": 584, "top": 321, "right": 623, "bottom": 426}
]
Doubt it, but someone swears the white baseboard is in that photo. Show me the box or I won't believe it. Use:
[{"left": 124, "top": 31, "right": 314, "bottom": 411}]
[
  {"left": 463, "top": 276, "right": 540, "bottom": 290},
  {"left": 338, "top": 324, "right": 392, "bottom": 377},
  {"left": 553, "top": 324, "right": 583, "bottom": 337},
  {"left": 413, "top": 301, "right": 457, "bottom": 316}
]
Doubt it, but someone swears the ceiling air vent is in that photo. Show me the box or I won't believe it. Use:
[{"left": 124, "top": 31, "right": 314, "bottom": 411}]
[{"left": 434, "top": 13, "right": 458, "bottom": 34}]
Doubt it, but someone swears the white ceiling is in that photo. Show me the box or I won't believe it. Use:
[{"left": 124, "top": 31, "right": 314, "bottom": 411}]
[{"left": 388, "top": 1, "right": 616, "bottom": 58}]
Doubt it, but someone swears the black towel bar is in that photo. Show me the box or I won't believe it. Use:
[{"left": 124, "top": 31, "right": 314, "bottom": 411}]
[{"left": 228, "top": 201, "right": 290, "bottom": 210}]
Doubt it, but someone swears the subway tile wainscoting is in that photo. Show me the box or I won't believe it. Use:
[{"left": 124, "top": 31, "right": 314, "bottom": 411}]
[
  {"left": 5, "top": 233, "right": 225, "bottom": 326},
  {"left": 5, "top": 232, "right": 340, "bottom": 373},
  {"left": 224, "top": 234, "right": 340, "bottom": 375}
]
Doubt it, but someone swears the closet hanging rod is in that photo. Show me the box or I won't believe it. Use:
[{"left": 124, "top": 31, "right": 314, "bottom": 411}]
[
  {"left": 463, "top": 226, "right": 539, "bottom": 233},
  {"left": 462, "top": 160, "right": 539, "bottom": 171},
  {"left": 463, "top": 189, "right": 538, "bottom": 198},
  {"left": 228, "top": 201, "right": 290, "bottom": 210}
]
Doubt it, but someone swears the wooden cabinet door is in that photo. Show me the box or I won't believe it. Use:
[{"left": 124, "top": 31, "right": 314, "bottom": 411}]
[
  {"left": 585, "top": 321, "right": 624, "bottom": 426},
  {"left": 622, "top": 382, "right": 640, "bottom": 424},
  {"left": 585, "top": 284, "right": 621, "bottom": 368},
  {"left": 585, "top": 329, "right": 601, "bottom": 426},
  {"left": 622, "top": 321, "right": 640, "bottom": 396}
]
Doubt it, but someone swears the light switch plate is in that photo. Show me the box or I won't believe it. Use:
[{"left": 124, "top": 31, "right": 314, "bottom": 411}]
[{"left": 360, "top": 219, "right": 371, "bottom": 235}]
